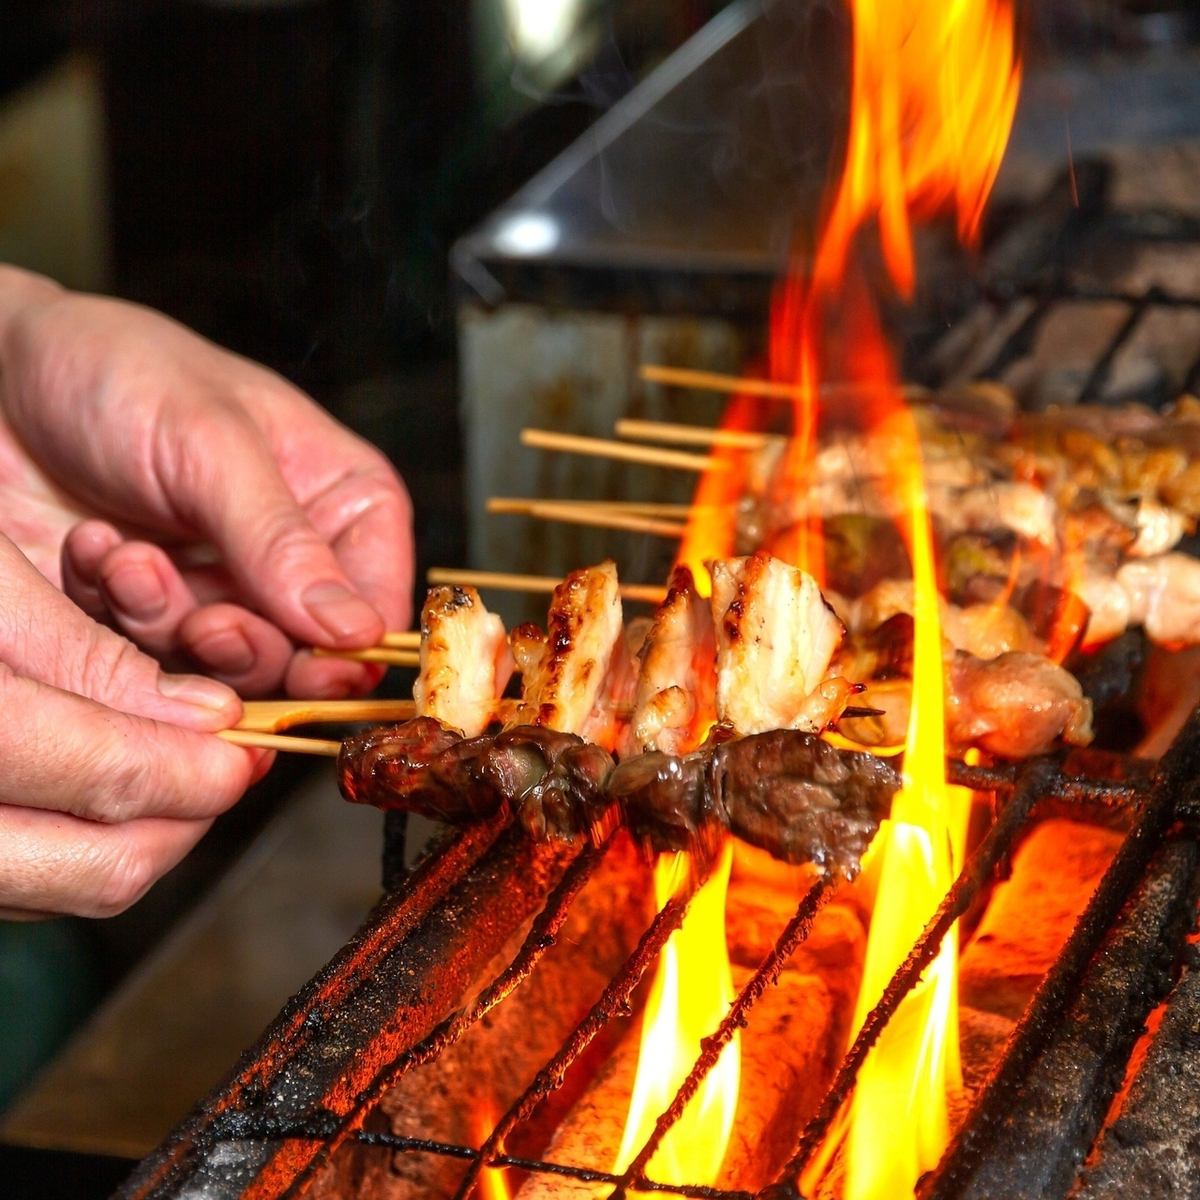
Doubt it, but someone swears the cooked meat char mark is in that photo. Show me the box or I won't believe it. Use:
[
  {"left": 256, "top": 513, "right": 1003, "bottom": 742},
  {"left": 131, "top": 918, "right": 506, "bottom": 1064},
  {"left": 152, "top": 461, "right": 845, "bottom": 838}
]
[
  {"left": 339, "top": 717, "right": 614, "bottom": 842},
  {"left": 339, "top": 718, "right": 900, "bottom": 876},
  {"left": 610, "top": 729, "right": 898, "bottom": 877}
]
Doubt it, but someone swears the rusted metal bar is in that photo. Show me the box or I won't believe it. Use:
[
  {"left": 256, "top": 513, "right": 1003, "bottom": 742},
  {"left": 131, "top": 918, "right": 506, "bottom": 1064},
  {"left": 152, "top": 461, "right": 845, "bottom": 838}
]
[
  {"left": 116, "top": 818, "right": 578, "bottom": 1200},
  {"left": 452, "top": 890, "right": 695, "bottom": 1200},
  {"left": 920, "top": 833, "right": 1199, "bottom": 1200},
  {"left": 763, "top": 756, "right": 1059, "bottom": 1197},
  {"left": 607, "top": 875, "right": 834, "bottom": 1199},
  {"left": 919, "top": 708, "right": 1200, "bottom": 1199},
  {"left": 1075, "top": 942, "right": 1200, "bottom": 1197},
  {"left": 281, "top": 837, "right": 612, "bottom": 1197},
  {"left": 351, "top": 1129, "right": 757, "bottom": 1198}
]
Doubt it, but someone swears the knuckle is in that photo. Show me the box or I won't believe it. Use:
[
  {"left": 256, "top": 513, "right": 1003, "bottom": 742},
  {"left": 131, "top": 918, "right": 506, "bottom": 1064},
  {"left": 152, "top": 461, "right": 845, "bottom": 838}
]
[
  {"left": 89, "top": 840, "right": 158, "bottom": 918},
  {"left": 74, "top": 628, "right": 156, "bottom": 708}
]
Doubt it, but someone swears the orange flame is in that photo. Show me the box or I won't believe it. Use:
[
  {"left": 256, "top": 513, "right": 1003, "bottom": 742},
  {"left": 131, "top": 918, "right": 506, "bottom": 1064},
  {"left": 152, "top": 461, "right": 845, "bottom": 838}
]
[
  {"left": 613, "top": 843, "right": 739, "bottom": 1189},
  {"left": 842, "top": 392, "right": 972, "bottom": 1200},
  {"left": 815, "top": 0, "right": 1021, "bottom": 297},
  {"left": 675, "top": 389, "right": 764, "bottom": 596},
  {"left": 785, "top": 1, "right": 1019, "bottom": 1194},
  {"left": 472, "top": 1102, "right": 512, "bottom": 1200}
]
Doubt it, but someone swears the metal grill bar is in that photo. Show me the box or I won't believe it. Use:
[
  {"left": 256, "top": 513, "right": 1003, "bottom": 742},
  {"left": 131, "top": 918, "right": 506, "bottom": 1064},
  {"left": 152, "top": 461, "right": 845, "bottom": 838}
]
[
  {"left": 280, "top": 837, "right": 612, "bottom": 1198},
  {"left": 921, "top": 833, "right": 1199, "bottom": 1199},
  {"left": 451, "top": 889, "right": 696, "bottom": 1199},
  {"left": 921, "top": 707, "right": 1200, "bottom": 1197},
  {"left": 1078, "top": 288, "right": 1158, "bottom": 403},
  {"left": 607, "top": 875, "right": 834, "bottom": 1199},
  {"left": 763, "top": 757, "right": 1059, "bottom": 1196},
  {"left": 116, "top": 818, "right": 577, "bottom": 1200}
]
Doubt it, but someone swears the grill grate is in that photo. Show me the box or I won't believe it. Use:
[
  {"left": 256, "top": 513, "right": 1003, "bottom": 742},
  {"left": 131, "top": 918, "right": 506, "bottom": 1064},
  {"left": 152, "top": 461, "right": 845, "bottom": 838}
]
[{"left": 115, "top": 721, "right": 1200, "bottom": 1200}]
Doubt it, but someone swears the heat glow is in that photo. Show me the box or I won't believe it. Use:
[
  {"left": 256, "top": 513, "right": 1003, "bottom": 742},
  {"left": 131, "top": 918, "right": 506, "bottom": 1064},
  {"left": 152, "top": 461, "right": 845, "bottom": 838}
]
[{"left": 612, "top": 843, "right": 739, "bottom": 1190}]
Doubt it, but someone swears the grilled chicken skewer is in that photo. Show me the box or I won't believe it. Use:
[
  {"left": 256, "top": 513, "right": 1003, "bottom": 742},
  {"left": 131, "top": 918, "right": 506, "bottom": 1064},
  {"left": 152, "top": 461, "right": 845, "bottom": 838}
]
[{"left": 338, "top": 720, "right": 899, "bottom": 878}]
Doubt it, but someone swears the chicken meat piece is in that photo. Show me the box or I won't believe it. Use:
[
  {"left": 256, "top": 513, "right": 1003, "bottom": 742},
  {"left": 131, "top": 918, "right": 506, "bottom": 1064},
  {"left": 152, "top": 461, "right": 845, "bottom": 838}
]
[
  {"left": 941, "top": 481, "right": 1057, "bottom": 546},
  {"left": 629, "top": 565, "right": 716, "bottom": 755},
  {"left": 1129, "top": 498, "right": 1189, "bottom": 558},
  {"left": 710, "top": 551, "right": 851, "bottom": 734},
  {"left": 504, "top": 560, "right": 624, "bottom": 734},
  {"left": 1117, "top": 553, "right": 1200, "bottom": 647},
  {"left": 849, "top": 580, "right": 1039, "bottom": 660},
  {"left": 946, "top": 651, "right": 1093, "bottom": 758},
  {"left": 412, "top": 586, "right": 513, "bottom": 737},
  {"left": 1078, "top": 572, "right": 1133, "bottom": 648}
]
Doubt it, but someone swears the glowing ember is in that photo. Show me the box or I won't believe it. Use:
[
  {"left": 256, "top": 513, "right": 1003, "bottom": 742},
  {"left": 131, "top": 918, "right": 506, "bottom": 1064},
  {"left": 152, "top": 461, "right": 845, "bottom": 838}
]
[{"left": 612, "top": 844, "right": 739, "bottom": 1189}]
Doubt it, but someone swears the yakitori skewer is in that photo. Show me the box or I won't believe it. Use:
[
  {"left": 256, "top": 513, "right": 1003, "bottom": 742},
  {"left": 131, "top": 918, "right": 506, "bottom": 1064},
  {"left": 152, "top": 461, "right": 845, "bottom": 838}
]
[
  {"left": 218, "top": 730, "right": 342, "bottom": 757},
  {"left": 639, "top": 362, "right": 929, "bottom": 402},
  {"left": 614, "top": 417, "right": 773, "bottom": 451},
  {"left": 379, "top": 631, "right": 420, "bottom": 648},
  {"left": 487, "top": 497, "right": 686, "bottom": 539},
  {"left": 217, "top": 698, "right": 422, "bottom": 757},
  {"left": 488, "top": 497, "right": 692, "bottom": 519},
  {"left": 427, "top": 567, "right": 667, "bottom": 604},
  {"left": 521, "top": 427, "right": 722, "bottom": 473},
  {"left": 233, "top": 698, "right": 418, "bottom": 732},
  {"left": 312, "top": 646, "right": 421, "bottom": 667}
]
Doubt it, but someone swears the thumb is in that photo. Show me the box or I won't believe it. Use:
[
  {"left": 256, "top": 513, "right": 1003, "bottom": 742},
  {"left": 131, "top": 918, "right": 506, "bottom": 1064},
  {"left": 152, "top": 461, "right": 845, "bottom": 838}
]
[{"left": 169, "top": 414, "right": 386, "bottom": 649}]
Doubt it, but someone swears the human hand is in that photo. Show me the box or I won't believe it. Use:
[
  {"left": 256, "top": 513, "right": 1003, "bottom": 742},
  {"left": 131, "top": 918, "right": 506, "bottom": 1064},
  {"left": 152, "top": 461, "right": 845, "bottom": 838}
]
[
  {"left": 0, "top": 266, "right": 413, "bottom": 699},
  {"left": 0, "top": 533, "right": 260, "bottom": 918}
]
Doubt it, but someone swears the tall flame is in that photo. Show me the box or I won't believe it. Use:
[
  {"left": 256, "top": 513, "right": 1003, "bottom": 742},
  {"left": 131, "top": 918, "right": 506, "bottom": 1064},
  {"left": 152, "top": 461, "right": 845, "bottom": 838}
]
[
  {"left": 787, "top": 1, "right": 1020, "bottom": 1196},
  {"left": 815, "top": 0, "right": 1021, "bottom": 297},
  {"left": 613, "top": 844, "right": 739, "bottom": 1189}
]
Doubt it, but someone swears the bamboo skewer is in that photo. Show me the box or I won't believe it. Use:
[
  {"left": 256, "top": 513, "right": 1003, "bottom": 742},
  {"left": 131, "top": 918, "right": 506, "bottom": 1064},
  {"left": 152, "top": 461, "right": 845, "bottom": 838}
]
[
  {"left": 379, "top": 631, "right": 420, "bottom": 648},
  {"left": 234, "top": 698, "right": 418, "bottom": 732},
  {"left": 488, "top": 497, "right": 693, "bottom": 519},
  {"left": 614, "top": 417, "right": 773, "bottom": 451},
  {"left": 217, "top": 729, "right": 342, "bottom": 757},
  {"left": 488, "top": 497, "right": 686, "bottom": 539},
  {"left": 639, "top": 362, "right": 930, "bottom": 402},
  {"left": 427, "top": 567, "right": 667, "bottom": 604},
  {"left": 521, "top": 428, "right": 723, "bottom": 473},
  {"left": 312, "top": 646, "right": 421, "bottom": 667}
]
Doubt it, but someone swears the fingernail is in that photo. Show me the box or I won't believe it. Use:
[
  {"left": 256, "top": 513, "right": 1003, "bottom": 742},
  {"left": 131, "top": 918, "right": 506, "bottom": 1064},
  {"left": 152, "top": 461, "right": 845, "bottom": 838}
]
[
  {"left": 105, "top": 564, "right": 168, "bottom": 621},
  {"left": 302, "top": 581, "right": 381, "bottom": 643},
  {"left": 158, "top": 672, "right": 238, "bottom": 713},
  {"left": 190, "top": 627, "right": 257, "bottom": 675}
]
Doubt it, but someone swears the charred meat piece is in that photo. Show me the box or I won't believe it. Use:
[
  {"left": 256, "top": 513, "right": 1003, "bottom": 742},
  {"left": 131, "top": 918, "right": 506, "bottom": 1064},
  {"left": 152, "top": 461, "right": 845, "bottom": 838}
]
[
  {"left": 629, "top": 564, "right": 716, "bottom": 755},
  {"left": 340, "top": 720, "right": 899, "bottom": 873},
  {"left": 711, "top": 730, "right": 899, "bottom": 877},
  {"left": 413, "top": 586, "right": 512, "bottom": 737},
  {"left": 504, "top": 561, "right": 624, "bottom": 733},
  {"left": 341, "top": 718, "right": 614, "bottom": 841},
  {"left": 611, "top": 729, "right": 899, "bottom": 876},
  {"left": 338, "top": 717, "right": 499, "bottom": 821},
  {"left": 710, "top": 551, "right": 850, "bottom": 734},
  {"left": 607, "top": 748, "right": 712, "bottom": 854}
]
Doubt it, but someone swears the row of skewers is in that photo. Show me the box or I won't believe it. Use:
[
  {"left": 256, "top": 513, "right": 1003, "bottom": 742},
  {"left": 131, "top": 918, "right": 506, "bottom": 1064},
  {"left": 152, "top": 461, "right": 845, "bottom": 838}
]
[{"left": 225, "top": 374, "right": 1200, "bottom": 874}]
